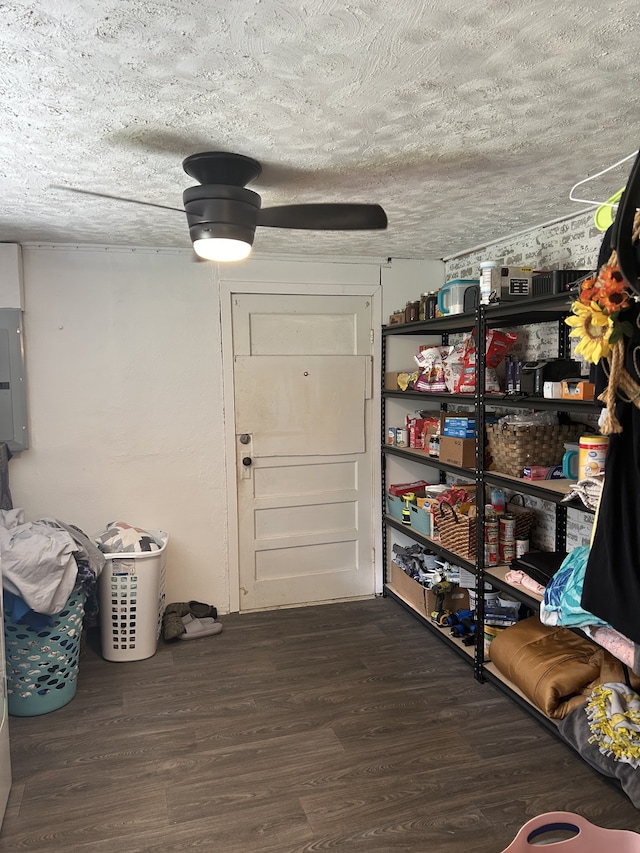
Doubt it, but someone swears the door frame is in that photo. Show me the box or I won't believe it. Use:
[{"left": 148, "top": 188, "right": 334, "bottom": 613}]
[{"left": 219, "top": 260, "right": 383, "bottom": 613}]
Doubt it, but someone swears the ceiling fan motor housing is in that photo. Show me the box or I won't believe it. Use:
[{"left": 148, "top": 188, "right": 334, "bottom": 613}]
[{"left": 183, "top": 184, "right": 261, "bottom": 246}]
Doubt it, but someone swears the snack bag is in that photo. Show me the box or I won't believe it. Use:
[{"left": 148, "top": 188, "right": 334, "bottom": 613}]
[
  {"left": 485, "top": 329, "right": 517, "bottom": 368},
  {"left": 413, "top": 346, "right": 448, "bottom": 392},
  {"left": 443, "top": 341, "right": 467, "bottom": 392}
]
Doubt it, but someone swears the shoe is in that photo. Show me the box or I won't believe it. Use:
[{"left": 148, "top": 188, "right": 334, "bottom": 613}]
[
  {"left": 178, "top": 616, "right": 223, "bottom": 640},
  {"left": 188, "top": 600, "right": 218, "bottom": 619}
]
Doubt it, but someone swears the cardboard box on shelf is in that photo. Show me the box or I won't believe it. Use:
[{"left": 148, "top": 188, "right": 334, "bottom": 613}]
[
  {"left": 388, "top": 564, "right": 470, "bottom": 622},
  {"left": 560, "top": 379, "right": 595, "bottom": 400},
  {"left": 384, "top": 371, "right": 411, "bottom": 391},
  {"left": 389, "top": 562, "right": 428, "bottom": 618},
  {"left": 425, "top": 585, "right": 470, "bottom": 620},
  {"left": 443, "top": 416, "right": 474, "bottom": 429},
  {"left": 438, "top": 436, "right": 476, "bottom": 468},
  {"left": 443, "top": 426, "right": 476, "bottom": 438}
]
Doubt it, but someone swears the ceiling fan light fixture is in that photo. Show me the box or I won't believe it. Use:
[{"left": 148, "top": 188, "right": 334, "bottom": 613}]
[
  {"left": 188, "top": 220, "right": 256, "bottom": 262},
  {"left": 53, "top": 153, "right": 387, "bottom": 262},
  {"left": 193, "top": 236, "right": 253, "bottom": 262}
]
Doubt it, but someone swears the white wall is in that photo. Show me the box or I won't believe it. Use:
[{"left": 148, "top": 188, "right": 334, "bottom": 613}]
[
  {"left": 381, "top": 257, "right": 445, "bottom": 320},
  {"left": 8, "top": 245, "right": 433, "bottom": 613},
  {"left": 12, "top": 245, "right": 229, "bottom": 608}
]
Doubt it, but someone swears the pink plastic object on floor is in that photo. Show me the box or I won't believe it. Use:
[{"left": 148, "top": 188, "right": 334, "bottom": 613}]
[{"left": 501, "top": 812, "right": 640, "bottom": 852}]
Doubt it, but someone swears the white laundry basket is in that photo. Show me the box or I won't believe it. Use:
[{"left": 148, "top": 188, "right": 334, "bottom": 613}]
[{"left": 98, "top": 530, "right": 168, "bottom": 662}]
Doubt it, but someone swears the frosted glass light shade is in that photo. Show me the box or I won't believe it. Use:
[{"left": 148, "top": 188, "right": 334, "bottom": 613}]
[{"left": 193, "top": 237, "right": 252, "bottom": 262}]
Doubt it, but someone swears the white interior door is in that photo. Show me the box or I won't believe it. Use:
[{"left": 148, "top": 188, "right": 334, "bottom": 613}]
[{"left": 231, "top": 292, "right": 375, "bottom": 611}]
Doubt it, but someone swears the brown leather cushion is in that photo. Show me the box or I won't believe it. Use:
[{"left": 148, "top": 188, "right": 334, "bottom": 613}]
[{"left": 489, "top": 616, "right": 627, "bottom": 720}]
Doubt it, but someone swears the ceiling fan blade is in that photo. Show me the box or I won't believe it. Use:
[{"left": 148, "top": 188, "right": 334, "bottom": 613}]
[
  {"left": 50, "top": 185, "right": 184, "bottom": 214},
  {"left": 257, "top": 203, "right": 387, "bottom": 230}
]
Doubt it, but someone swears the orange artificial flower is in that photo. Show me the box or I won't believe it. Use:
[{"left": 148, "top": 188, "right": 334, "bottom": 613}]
[{"left": 566, "top": 264, "right": 633, "bottom": 364}]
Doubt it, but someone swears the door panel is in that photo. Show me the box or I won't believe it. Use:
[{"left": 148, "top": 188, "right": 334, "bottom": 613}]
[
  {"left": 255, "top": 501, "right": 357, "bottom": 539},
  {"left": 232, "top": 292, "right": 374, "bottom": 611},
  {"left": 234, "top": 355, "right": 367, "bottom": 456},
  {"left": 254, "top": 460, "right": 356, "bottom": 497},
  {"left": 247, "top": 311, "right": 358, "bottom": 355}
]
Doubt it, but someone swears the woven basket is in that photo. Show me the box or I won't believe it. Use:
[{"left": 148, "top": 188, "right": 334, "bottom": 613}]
[
  {"left": 486, "top": 423, "right": 582, "bottom": 476},
  {"left": 437, "top": 502, "right": 477, "bottom": 561},
  {"left": 505, "top": 494, "right": 536, "bottom": 540}
]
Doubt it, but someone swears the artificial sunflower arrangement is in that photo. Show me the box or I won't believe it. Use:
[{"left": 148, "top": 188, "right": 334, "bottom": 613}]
[{"left": 565, "top": 263, "right": 634, "bottom": 363}]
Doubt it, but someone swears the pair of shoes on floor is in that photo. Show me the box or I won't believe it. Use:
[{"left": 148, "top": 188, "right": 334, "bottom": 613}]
[
  {"left": 163, "top": 600, "right": 221, "bottom": 640},
  {"left": 179, "top": 612, "right": 223, "bottom": 641},
  {"left": 165, "top": 600, "right": 217, "bottom": 619}
]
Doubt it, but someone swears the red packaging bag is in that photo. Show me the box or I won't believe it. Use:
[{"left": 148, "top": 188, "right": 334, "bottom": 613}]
[
  {"left": 485, "top": 329, "right": 517, "bottom": 368},
  {"left": 405, "top": 416, "right": 425, "bottom": 448}
]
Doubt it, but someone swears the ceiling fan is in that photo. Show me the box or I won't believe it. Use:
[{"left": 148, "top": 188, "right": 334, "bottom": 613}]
[{"left": 53, "top": 151, "right": 388, "bottom": 262}]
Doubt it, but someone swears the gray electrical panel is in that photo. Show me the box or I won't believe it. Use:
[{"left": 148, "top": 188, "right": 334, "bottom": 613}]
[{"left": 0, "top": 309, "right": 28, "bottom": 452}]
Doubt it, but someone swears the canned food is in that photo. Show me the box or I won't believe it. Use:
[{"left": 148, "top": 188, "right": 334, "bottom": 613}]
[
  {"left": 485, "top": 542, "right": 499, "bottom": 567},
  {"left": 499, "top": 542, "right": 515, "bottom": 563},
  {"left": 515, "top": 538, "right": 529, "bottom": 557},
  {"left": 387, "top": 427, "right": 397, "bottom": 445},
  {"left": 499, "top": 514, "right": 516, "bottom": 544},
  {"left": 484, "top": 518, "right": 499, "bottom": 544},
  {"left": 396, "top": 428, "right": 408, "bottom": 448}
]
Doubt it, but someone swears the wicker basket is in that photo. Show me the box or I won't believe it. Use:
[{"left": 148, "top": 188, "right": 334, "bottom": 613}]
[
  {"left": 437, "top": 502, "right": 476, "bottom": 561},
  {"left": 486, "top": 422, "right": 582, "bottom": 476},
  {"left": 506, "top": 494, "right": 537, "bottom": 540}
]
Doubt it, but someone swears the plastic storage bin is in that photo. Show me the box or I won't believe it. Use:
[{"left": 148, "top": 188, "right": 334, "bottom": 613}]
[
  {"left": 98, "top": 530, "right": 168, "bottom": 662},
  {"left": 4, "top": 586, "right": 87, "bottom": 716},
  {"left": 501, "top": 811, "right": 640, "bottom": 852}
]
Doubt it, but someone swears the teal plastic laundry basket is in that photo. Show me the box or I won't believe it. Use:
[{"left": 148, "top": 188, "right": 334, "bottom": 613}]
[{"left": 4, "top": 586, "right": 86, "bottom": 716}]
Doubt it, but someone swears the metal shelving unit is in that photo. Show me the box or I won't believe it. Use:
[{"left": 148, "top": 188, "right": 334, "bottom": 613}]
[
  {"left": 381, "top": 306, "right": 482, "bottom": 671},
  {"left": 381, "top": 292, "right": 601, "bottom": 705}
]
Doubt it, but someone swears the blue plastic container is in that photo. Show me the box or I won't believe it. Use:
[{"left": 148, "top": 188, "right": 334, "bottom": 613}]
[
  {"left": 410, "top": 503, "right": 433, "bottom": 536},
  {"left": 386, "top": 494, "right": 404, "bottom": 522},
  {"left": 4, "top": 586, "right": 86, "bottom": 716}
]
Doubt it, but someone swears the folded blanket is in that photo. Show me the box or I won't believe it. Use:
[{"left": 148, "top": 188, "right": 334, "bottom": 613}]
[
  {"left": 489, "top": 616, "right": 604, "bottom": 719},
  {"left": 585, "top": 682, "right": 640, "bottom": 769},
  {"left": 96, "top": 521, "right": 164, "bottom": 554},
  {"left": 559, "top": 700, "right": 640, "bottom": 808},
  {"left": 561, "top": 473, "right": 604, "bottom": 511},
  {"left": 490, "top": 616, "right": 640, "bottom": 721},
  {"left": 540, "top": 545, "right": 608, "bottom": 629}
]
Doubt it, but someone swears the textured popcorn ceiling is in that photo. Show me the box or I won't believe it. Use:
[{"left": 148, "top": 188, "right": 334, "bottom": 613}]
[{"left": 2, "top": 0, "right": 639, "bottom": 261}]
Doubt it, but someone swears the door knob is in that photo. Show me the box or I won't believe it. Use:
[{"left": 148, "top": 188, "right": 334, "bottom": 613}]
[{"left": 242, "top": 456, "right": 252, "bottom": 467}]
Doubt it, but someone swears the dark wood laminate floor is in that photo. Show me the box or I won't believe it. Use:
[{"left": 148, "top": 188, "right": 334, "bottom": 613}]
[{"left": 2, "top": 596, "right": 639, "bottom": 851}]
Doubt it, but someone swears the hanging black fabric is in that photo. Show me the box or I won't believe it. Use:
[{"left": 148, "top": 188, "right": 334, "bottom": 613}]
[
  {"left": 0, "top": 442, "right": 13, "bottom": 511},
  {"left": 581, "top": 300, "right": 640, "bottom": 644}
]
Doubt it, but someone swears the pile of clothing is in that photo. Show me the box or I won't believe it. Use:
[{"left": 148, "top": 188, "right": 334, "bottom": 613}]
[{"left": 0, "top": 508, "right": 105, "bottom": 628}]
